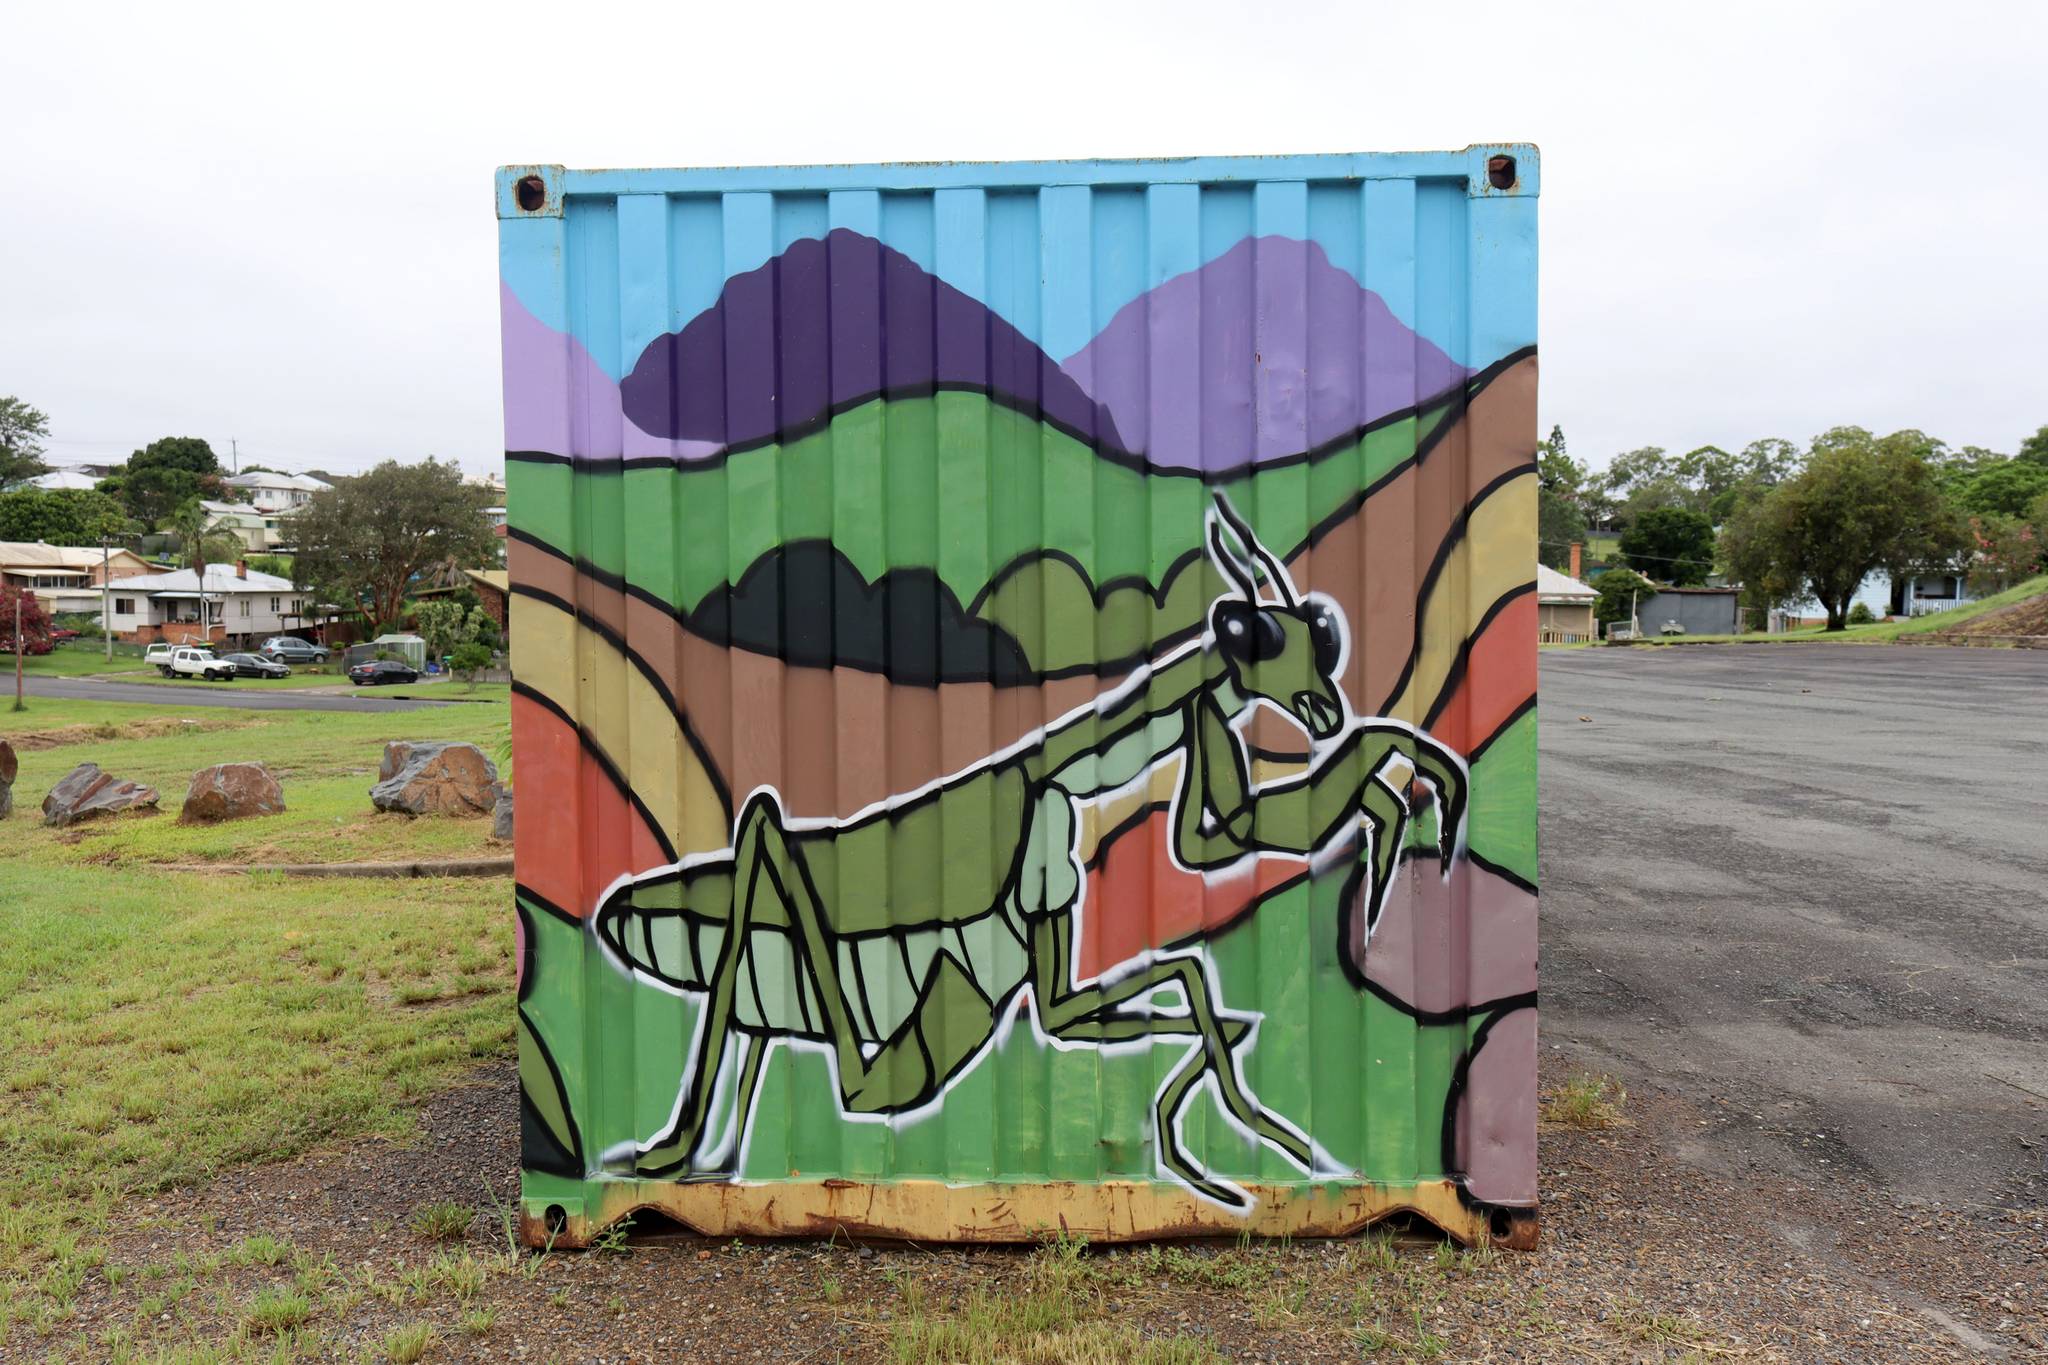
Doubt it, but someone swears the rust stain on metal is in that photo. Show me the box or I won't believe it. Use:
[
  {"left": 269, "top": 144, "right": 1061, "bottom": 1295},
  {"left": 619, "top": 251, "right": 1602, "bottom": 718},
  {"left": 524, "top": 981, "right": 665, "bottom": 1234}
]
[{"left": 523, "top": 1179, "right": 1535, "bottom": 1252}]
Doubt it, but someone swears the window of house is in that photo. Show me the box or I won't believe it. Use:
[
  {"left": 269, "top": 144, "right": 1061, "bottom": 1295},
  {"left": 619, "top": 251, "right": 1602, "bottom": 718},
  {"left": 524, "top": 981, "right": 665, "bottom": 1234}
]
[
  {"left": 114, "top": 598, "right": 134, "bottom": 615},
  {"left": 240, "top": 600, "right": 252, "bottom": 617},
  {"left": 269, "top": 597, "right": 280, "bottom": 613}
]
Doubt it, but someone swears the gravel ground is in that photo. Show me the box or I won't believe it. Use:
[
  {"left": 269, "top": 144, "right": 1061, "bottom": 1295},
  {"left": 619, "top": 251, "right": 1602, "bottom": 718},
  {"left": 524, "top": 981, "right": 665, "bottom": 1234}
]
[
  {"left": 40, "top": 644, "right": 2046, "bottom": 1361},
  {"left": 58, "top": 1051, "right": 2040, "bottom": 1363}
]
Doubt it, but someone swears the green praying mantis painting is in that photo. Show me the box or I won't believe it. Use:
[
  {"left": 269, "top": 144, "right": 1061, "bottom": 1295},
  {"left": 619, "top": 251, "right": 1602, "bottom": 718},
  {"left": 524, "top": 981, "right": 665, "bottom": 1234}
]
[{"left": 591, "top": 496, "right": 1469, "bottom": 1209}]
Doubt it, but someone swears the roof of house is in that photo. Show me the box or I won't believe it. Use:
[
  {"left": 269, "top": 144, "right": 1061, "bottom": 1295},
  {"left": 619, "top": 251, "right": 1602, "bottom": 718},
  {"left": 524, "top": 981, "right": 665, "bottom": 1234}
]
[
  {"left": 463, "top": 569, "right": 508, "bottom": 596},
  {"left": 0, "top": 541, "right": 158, "bottom": 572},
  {"left": 1536, "top": 563, "right": 1596, "bottom": 603},
  {"left": 104, "top": 564, "right": 297, "bottom": 594},
  {"left": 224, "top": 471, "right": 330, "bottom": 492},
  {"left": 28, "top": 471, "right": 102, "bottom": 492}
]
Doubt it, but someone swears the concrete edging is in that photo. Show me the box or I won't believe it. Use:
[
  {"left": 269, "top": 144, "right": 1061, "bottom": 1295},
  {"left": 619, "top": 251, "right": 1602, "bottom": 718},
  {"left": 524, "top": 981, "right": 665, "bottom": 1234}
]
[{"left": 159, "top": 856, "right": 513, "bottom": 878}]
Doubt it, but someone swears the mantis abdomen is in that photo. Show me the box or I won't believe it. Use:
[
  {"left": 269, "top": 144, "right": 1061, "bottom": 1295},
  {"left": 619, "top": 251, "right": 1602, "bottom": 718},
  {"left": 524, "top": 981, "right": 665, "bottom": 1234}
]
[{"left": 603, "top": 905, "right": 1031, "bottom": 1044}]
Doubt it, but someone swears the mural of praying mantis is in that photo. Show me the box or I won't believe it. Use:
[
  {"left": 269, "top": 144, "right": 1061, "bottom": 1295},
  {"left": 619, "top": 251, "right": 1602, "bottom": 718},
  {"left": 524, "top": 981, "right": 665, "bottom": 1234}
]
[{"left": 593, "top": 495, "right": 1469, "bottom": 1209}]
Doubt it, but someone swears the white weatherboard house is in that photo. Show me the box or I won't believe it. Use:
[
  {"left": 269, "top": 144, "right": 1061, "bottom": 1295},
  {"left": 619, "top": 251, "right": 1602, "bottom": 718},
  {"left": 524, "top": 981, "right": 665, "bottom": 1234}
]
[
  {"left": 222, "top": 470, "right": 330, "bottom": 515},
  {"left": 103, "top": 562, "right": 312, "bottom": 648}
]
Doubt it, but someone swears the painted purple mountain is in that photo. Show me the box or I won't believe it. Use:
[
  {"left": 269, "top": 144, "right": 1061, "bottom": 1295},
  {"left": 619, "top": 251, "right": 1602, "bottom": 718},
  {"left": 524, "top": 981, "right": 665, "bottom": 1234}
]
[
  {"left": 620, "top": 229, "right": 1132, "bottom": 459},
  {"left": 1057, "top": 236, "right": 1469, "bottom": 472}
]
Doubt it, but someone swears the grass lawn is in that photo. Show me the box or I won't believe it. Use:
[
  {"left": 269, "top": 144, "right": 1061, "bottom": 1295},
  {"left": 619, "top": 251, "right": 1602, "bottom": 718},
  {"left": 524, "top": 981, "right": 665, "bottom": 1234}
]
[
  {"left": 0, "top": 860, "right": 513, "bottom": 1354},
  {"left": 1, "top": 699, "right": 510, "bottom": 867},
  {"left": 0, "top": 696, "right": 517, "bottom": 1354},
  {"left": 6, "top": 645, "right": 154, "bottom": 679}
]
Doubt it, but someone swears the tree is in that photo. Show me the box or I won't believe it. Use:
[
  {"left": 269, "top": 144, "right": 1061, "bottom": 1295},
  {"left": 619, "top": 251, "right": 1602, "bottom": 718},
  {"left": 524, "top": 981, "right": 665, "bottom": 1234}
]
[
  {"left": 0, "top": 586, "right": 53, "bottom": 656},
  {"left": 1719, "top": 432, "right": 1967, "bottom": 631},
  {"left": 167, "top": 498, "right": 245, "bottom": 575},
  {"left": 110, "top": 437, "right": 224, "bottom": 529},
  {"left": 1592, "top": 567, "right": 1655, "bottom": 629},
  {"left": 0, "top": 397, "right": 51, "bottom": 488},
  {"left": 1738, "top": 437, "right": 1801, "bottom": 487},
  {"left": 291, "top": 459, "right": 497, "bottom": 635},
  {"left": 1964, "top": 515, "right": 2042, "bottom": 596},
  {"left": 2013, "top": 425, "right": 2048, "bottom": 468},
  {"left": 1536, "top": 426, "right": 1591, "bottom": 570},
  {"left": 412, "top": 598, "right": 471, "bottom": 660},
  {"left": 0, "top": 488, "right": 129, "bottom": 545},
  {"left": 448, "top": 640, "right": 495, "bottom": 691},
  {"left": 1957, "top": 459, "right": 2048, "bottom": 519},
  {"left": 1618, "top": 506, "right": 1716, "bottom": 585}
]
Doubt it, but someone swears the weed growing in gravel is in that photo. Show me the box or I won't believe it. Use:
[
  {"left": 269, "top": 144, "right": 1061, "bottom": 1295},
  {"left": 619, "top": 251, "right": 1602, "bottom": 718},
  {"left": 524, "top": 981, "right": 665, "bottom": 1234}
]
[
  {"left": 242, "top": 1287, "right": 311, "bottom": 1335},
  {"left": 383, "top": 1322, "right": 436, "bottom": 1363},
  {"left": 588, "top": 1214, "right": 636, "bottom": 1254},
  {"left": 230, "top": 1235, "right": 292, "bottom": 1268},
  {"left": 461, "top": 1307, "right": 497, "bottom": 1336},
  {"left": 1542, "top": 1072, "right": 1629, "bottom": 1129},
  {"left": 408, "top": 1201, "right": 474, "bottom": 1243}
]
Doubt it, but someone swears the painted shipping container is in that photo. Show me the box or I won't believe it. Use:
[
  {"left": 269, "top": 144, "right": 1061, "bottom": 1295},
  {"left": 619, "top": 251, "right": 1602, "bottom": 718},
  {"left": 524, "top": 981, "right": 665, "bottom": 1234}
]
[{"left": 498, "top": 148, "right": 1539, "bottom": 1250}]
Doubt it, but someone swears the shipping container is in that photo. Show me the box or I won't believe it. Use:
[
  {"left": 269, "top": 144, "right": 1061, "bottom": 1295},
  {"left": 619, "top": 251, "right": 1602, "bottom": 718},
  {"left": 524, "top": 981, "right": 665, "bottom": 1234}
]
[{"left": 498, "top": 147, "right": 1539, "bottom": 1250}]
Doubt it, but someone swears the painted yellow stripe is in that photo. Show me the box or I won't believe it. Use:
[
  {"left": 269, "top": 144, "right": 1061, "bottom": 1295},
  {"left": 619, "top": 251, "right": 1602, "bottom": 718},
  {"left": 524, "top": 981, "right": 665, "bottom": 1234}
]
[
  {"left": 511, "top": 593, "right": 730, "bottom": 856},
  {"left": 1384, "top": 473, "right": 1536, "bottom": 724}
]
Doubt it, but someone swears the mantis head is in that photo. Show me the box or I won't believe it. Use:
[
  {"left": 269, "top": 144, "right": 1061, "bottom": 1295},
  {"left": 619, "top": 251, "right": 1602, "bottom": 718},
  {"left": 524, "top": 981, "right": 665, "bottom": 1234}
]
[{"left": 1205, "top": 497, "right": 1347, "bottom": 741}]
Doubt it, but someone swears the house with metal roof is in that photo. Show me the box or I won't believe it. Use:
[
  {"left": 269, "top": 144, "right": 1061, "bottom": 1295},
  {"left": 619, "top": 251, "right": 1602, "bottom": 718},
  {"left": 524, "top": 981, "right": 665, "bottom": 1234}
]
[
  {"left": 102, "top": 561, "right": 312, "bottom": 647},
  {"left": 0, "top": 541, "right": 163, "bottom": 615},
  {"left": 222, "top": 470, "right": 330, "bottom": 515},
  {"left": 1537, "top": 563, "right": 1597, "bottom": 643}
]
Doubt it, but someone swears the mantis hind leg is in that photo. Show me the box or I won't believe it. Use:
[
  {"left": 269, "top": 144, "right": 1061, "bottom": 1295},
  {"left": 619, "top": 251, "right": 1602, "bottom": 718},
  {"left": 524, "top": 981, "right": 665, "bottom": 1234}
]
[
  {"left": 730, "top": 792, "right": 999, "bottom": 1116},
  {"left": 1031, "top": 918, "right": 1311, "bottom": 1203}
]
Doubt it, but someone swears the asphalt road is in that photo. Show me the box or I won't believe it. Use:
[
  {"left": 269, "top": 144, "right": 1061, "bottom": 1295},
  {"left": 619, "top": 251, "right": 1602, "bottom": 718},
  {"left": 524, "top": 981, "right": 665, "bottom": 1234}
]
[
  {"left": 1540, "top": 644, "right": 2048, "bottom": 1208},
  {"left": 18, "top": 675, "right": 461, "bottom": 712}
]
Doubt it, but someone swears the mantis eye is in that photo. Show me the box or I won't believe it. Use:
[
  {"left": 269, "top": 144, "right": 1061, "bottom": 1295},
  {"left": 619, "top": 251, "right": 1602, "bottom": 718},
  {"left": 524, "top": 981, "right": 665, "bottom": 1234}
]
[
  {"left": 1307, "top": 603, "right": 1342, "bottom": 677},
  {"left": 1214, "top": 602, "right": 1285, "bottom": 664}
]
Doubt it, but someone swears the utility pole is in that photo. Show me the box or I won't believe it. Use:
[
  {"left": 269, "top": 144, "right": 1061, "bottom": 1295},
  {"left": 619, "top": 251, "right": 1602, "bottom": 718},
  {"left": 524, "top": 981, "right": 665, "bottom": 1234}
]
[
  {"left": 102, "top": 538, "right": 113, "bottom": 662},
  {"left": 12, "top": 593, "right": 23, "bottom": 713},
  {"left": 231, "top": 438, "right": 239, "bottom": 475}
]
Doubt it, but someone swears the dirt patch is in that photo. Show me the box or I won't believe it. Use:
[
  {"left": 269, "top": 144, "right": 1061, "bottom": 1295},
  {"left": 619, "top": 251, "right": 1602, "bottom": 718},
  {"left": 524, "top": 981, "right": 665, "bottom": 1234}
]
[
  {"left": 1934, "top": 590, "right": 2048, "bottom": 639},
  {"left": 50, "top": 1055, "right": 2043, "bottom": 1363},
  {"left": 6, "top": 714, "right": 255, "bottom": 750}
]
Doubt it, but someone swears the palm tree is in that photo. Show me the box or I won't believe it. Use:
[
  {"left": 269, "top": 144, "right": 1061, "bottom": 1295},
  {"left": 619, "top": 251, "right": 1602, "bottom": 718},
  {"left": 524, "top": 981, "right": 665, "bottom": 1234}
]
[{"left": 167, "top": 498, "right": 244, "bottom": 575}]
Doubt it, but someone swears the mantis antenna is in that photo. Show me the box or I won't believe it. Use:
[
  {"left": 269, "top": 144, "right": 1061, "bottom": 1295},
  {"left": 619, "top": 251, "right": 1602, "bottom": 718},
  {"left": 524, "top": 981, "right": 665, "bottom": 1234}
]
[{"left": 1209, "top": 494, "right": 1299, "bottom": 607}]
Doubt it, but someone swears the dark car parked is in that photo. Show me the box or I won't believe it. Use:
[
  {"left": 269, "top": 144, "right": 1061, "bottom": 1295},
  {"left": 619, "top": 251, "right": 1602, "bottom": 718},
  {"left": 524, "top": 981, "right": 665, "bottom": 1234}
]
[
  {"left": 259, "top": 636, "right": 329, "bottom": 664},
  {"left": 348, "top": 659, "right": 419, "bottom": 686},
  {"left": 221, "top": 652, "right": 291, "bottom": 679}
]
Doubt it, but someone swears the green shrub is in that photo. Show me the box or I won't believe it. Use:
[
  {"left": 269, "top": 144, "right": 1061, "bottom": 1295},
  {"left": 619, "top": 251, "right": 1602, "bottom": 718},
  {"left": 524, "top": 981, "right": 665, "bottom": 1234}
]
[{"left": 1846, "top": 602, "right": 1877, "bottom": 626}]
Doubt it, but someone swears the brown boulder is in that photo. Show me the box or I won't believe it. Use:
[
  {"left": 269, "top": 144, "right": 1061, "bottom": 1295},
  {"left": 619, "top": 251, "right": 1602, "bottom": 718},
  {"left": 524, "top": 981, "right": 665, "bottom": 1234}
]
[
  {"left": 0, "top": 738, "right": 16, "bottom": 820},
  {"left": 43, "top": 762, "right": 160, "bottom": 827},
  {"left": 370, "top": 740, "right": 499, "bottom": 817},
  {"left": 180, "top": 763, "right": 286, "bottom": 825}
]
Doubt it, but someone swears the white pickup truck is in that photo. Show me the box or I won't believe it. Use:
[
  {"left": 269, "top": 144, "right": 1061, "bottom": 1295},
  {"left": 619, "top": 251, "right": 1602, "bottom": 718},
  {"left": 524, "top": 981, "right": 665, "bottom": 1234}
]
[{"left": 148, "top": 645, "right": 237, "bottom": 681}]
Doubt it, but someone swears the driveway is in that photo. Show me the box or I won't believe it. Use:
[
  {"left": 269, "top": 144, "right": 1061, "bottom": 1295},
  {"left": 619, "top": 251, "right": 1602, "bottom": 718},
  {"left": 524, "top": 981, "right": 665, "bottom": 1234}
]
[
  {"left": 19, "top": 675, "right": 464, "bottom": 713},
  {"left": 1540, "top": 644, "right": 2048, "bottom": 1208}
]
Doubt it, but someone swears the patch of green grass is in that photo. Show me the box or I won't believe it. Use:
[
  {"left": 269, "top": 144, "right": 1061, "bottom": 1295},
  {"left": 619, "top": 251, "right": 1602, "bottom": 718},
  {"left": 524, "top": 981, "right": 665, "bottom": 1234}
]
[
  {"left": 0, "top": 698, "right": 510, "bottom": 868},
  {"left": 407, "top": 1201, "right": 474, "bottom": 1244},
  {"left": 1541, "top": 1073, "right": 1629, "bottom": 1129},
  {"left": 9, "top": 643, "right": 154, "bottom": 678},
  {"left": 382, "top": 1322, "right": 436, "bottom": 1363},
  {"left": 242, "top": 1287, "right": 312, "bottom": 1335},
  {"left": 0, "top": 845, "right": 513, "bottom": 1345}
]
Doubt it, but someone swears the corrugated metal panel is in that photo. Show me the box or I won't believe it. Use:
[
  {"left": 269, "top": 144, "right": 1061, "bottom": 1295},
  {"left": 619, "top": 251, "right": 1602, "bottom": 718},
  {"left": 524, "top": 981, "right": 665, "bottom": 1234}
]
[{"left": 497, "top": 148, "right": 1539, "bottom": 1249}]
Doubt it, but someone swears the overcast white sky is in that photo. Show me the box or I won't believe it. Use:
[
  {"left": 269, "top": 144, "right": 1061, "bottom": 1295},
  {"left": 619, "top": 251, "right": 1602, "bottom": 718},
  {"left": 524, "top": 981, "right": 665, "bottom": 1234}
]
[{"left": 5, "top": 1, "right": 2042, "bottom": 479}]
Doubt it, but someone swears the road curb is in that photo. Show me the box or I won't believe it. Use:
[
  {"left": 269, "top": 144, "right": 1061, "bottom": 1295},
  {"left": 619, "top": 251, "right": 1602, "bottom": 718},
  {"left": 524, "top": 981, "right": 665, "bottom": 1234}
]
[{"left": 158, "top": 856, "right": 513, "bottom": 878}]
